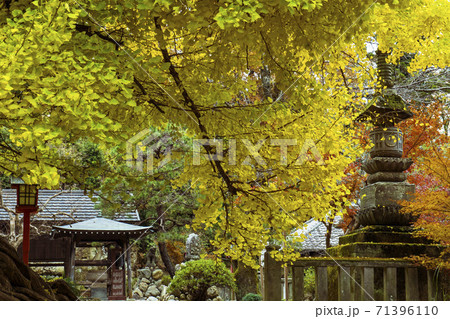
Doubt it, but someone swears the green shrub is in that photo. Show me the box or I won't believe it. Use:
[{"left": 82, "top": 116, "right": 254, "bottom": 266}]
[
  {"left": 242, "top": 293, "right": 262, "bottom": 301},
  {"left": 304, "top": 267, "right": 315, "bottom": 299},
  {"left": 161, "top": 275, "right": 172, "bottom": 286},
  {"left": 168, "top": 259, "right": 236, "bottom": 300}
]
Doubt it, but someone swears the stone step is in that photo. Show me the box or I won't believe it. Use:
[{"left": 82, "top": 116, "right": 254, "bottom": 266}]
[
  {"left": 327, "top": 242, "right": 442, "bottom": 258},
  {"left": 339, "top": 229, "right": 433, "bottom": 246}
]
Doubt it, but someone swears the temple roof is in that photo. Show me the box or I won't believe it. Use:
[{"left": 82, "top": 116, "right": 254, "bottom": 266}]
[
  {"left": 0, "top": 189, "right": 140, "bottom": 222},
  {"left": 53, "top": 218, "right": 152, "bottom": 239},
  {"left": 290, "top": 216, "right": 344, "bottom": 251}
]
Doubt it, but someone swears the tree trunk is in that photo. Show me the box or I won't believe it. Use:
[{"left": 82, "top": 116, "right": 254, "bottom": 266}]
[
  {"left": 155, "top": 204, "right": 175, "bottom": 277},
  {"left": 158, "top": 241, "right": 175, "bottom": 278},
  {"left": 325, "top": 222, "right": 333, "bottom": 248},
  {"left": 234, "top": 260, "right": 259, "bottom": 300}
]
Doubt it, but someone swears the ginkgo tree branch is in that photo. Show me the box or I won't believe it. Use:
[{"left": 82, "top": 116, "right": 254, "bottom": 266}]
[{"left": 154, "top": 15, "right": 239, "bottom": 195}]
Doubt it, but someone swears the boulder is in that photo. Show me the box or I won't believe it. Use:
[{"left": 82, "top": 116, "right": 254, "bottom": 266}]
[
  {"left": 206, "top": 286, "right": 219, "bottom": 299},
  {"left": 147, "top": 296, "right": 158, "bottom": 301},
  {"left": 139, "top": 281, "right": 149, "bottom": 293},
  {"left": 132, "top": 288, "right": 143, "bottom": 299},
  {"left": 174, "top": 263, "right": 186, "bottom": 272},
  {"left": 155, "top": 279, "right": 162, "bottom": 288},
  {"left": 159, "top": 285, "right": 167, "bottom": 297},
  {"left": 141, "top": 277, "right": 150, "bottom": 284},
  {"left": 152, "top": 269, "right": 164, "bottom": 280},
  {"left": 146, "top": 285, "right": 160, "bottom": 297},
  {"left": 137, "top": 268, "right": 152, "bottom": 279}
]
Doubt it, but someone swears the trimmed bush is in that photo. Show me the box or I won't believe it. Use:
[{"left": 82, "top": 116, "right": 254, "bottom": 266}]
[
  {"left": 168, "top": 259, "right": 236, "bottom": 300},
  {"left": 242, "top": 293, "right": 262, "bottom": 301}
]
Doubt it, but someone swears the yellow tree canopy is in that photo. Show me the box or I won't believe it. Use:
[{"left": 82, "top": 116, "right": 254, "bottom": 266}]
[{"left": 1, "top": 0, "right": 449, "bottom": 264}]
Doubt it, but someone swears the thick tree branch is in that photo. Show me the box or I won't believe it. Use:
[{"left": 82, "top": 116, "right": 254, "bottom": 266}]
[
  {"left": 133, "top": 77, "right": 166, "bottom": 114},
  {"left": 75, "top": 24, "right": 123, "bottom": 50},
  {"left": 153, "top": 16, "right": 238, "bottom": 195}
]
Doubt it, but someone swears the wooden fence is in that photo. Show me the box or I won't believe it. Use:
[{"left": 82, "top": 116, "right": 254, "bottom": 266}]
[{"left": 263, "top": 249, "right": 443, "bottom": 301}]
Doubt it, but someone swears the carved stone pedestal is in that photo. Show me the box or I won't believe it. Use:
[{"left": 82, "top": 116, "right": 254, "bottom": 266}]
[
  {"left": 356, "top": 127, "right": 416, "bottom": 226},
  {"left": 358, "top": 182, "right": 415, "bottom": 226}
]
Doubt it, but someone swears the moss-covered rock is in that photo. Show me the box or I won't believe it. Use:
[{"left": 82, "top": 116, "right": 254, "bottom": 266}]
[{"left": 0, "top": 237, "right": 55, "bottom": 300}]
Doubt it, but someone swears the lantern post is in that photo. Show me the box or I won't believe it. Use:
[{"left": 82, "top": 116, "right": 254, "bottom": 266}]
[{"left": 10, "top": 177, "right": 39, "bottom": 265}]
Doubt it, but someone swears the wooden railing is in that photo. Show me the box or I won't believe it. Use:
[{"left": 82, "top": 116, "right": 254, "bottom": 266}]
[{"left": 263, "top": 249, "right": 443, "bottom": 301}]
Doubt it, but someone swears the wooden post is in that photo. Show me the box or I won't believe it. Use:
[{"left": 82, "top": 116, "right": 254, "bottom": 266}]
[
  {"left": 63, "top": 238, "right": 71, "bottom": 278},
  {"left": 338, "top": 266, "right": 351, "bottom": 301},
  {"left": 68, "top": 236, "right": 76, "bottom": 282},
  {"left": 125, "top": 240, "right": 132, "bottom": 299},
  {"left": 315, "top": 266, "right": 328, "bottom": 301},
  {"left": 64, "top": 261, "right": 70, "bottom": 279},
  {"left": 405, "top": 267, "right": 420, "bottom": 301},
  {"left": 292, "top": 266, "right": 304, "bottom": 301},
  {"left": 22, "top": 211, "right": 31, "bottom": 265},
  {"left": 353, "top": 268, "right": 363, "bottom": 301},
  {"left": 383, "top": 267, "right": 397, "bottom": 301},
  {"left": 263, "top": 246, "right": 282, "bottom": 301},
  {"left": 284, "top": 266, "right": 289, "bottom": 300},
  {"left": 362, "top": 267, "right": 375, "bottom": 301},
  {"left": 122, "top": 241, "right": 127, "bottom": 299},
  {"left": 260, "top": 255, "right": 264, "bottom": 298}
]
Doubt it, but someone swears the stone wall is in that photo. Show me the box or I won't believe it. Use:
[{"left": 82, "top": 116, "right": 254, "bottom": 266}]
[{"left": 132, "top": 266, "right": 167, "bottom": 301}]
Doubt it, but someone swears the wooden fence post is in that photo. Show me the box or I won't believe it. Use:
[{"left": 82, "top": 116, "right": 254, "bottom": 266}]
[
  {"left": 263, "top": 246, "right": 282, "bottom": 301},
  {"left": 292, "top": 266, "right": 304, "bottom": 301},
  {"left": 315, "top": 266, "right": 328, "bottom": 301},
  {"left": 405, "top": 267, "right": 420, "bottom": 301},
  {"left": 362, "top": 267, "right": 375, "bottom": 301},
  {"left": 384, "top": 267, "right": 397, "bottom": 301},
  {"left": 338, "top": 266, "right": 351, "bottom": 301},
  {"left": 67, "top": 236, "right": 76, "bottom": 282},
  {"left": 353, "top": 268, "right": 363, "bottom": 301}
]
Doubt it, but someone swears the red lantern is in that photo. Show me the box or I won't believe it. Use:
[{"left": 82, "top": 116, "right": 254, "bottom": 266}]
[{"left": 11, "top": 177, "right": 39, "bottom": 265}]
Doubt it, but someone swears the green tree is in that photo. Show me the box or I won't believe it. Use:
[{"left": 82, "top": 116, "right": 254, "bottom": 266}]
[{"left": 97, "top": 127, "right": 199, "bottom": 276}]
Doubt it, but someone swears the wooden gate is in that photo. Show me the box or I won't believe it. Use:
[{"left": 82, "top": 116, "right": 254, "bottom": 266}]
[{"left": 108, "top": 247, "right": 126, "bottom": 300}]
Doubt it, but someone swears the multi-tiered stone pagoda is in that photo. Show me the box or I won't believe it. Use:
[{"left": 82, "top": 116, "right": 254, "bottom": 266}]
[
  {"left": 356, "top": 51, "right": 415, "bottom": 226},
  {"left": 329, "top": 51, "right": 440, "bottom": 259}
]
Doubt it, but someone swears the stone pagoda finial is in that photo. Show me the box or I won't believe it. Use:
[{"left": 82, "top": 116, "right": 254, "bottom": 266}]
[
  {"left": 376, "top": 50, "right": 394, "bottom": 90},
  {"left": 356, "top": 50, "right": 412, "bottom": 127}
]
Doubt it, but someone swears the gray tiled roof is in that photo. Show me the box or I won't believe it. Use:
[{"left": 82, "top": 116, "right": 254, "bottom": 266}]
[
  {"left": 290, "top": 216, "right": 344, "bottom": 251},
  {"left": 0, "top": 189, "right": 139, "bottom": 222},
  {"left": 54, "top": 217, "right": 150, "bottom": 232}
]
